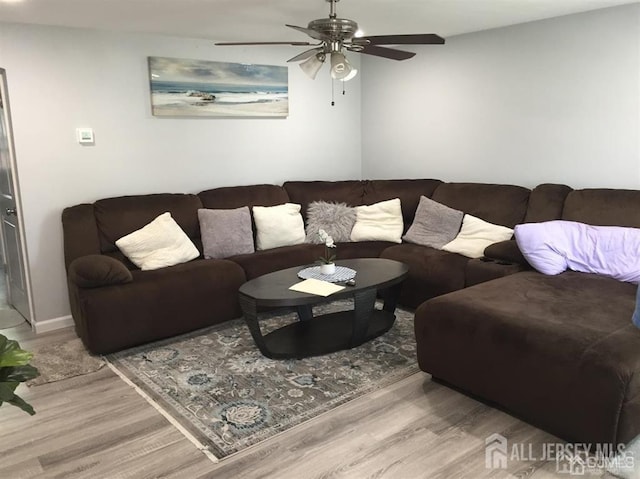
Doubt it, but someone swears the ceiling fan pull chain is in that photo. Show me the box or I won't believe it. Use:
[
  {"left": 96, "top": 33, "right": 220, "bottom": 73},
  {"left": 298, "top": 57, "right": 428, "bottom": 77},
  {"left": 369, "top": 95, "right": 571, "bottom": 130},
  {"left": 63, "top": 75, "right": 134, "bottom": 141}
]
[
  {"left": 342, "top": 80, "right": 346, "bottom": 96},
  {"left": 331, "top": 79, "right": 335, "bottom": 106}
]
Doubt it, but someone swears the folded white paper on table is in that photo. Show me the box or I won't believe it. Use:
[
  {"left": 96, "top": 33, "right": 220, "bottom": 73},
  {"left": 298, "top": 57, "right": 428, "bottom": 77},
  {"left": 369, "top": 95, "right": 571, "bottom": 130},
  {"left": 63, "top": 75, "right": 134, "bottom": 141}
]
[{"left": 289, "top": 278, "right": 345, "bottom": 297}]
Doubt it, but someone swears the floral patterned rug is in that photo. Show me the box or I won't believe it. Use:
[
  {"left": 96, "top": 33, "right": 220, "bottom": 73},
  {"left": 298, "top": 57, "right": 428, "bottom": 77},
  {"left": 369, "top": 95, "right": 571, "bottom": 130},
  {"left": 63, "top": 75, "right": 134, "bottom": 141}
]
[{"left": 107, "top": 300, "right": 419, "bottom": 459}]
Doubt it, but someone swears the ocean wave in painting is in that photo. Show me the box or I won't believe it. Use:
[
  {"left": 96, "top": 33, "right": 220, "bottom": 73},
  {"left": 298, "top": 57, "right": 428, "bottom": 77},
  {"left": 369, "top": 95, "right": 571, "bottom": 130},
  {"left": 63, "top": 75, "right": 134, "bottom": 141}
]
[{"left": 150, "top": 80, "right": 288, "bottom": 117}]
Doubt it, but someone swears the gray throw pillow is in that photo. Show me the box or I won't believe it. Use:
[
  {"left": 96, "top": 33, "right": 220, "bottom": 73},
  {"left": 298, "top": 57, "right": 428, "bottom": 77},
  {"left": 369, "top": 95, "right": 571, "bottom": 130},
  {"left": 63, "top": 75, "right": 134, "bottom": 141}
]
[
  {"left": 403, "top": 196, "right": 464, "bottom": 249},
  {"left": 198, "top": 207, "right": 254, "bottom": 259},
  {"left": 305, "top": 201, "right": 357, "bottom": 243}
]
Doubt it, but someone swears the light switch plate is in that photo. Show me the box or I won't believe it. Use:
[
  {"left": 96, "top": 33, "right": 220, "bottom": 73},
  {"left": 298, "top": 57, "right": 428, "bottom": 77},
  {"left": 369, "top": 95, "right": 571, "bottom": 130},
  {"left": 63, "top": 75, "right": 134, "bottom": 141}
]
[{"left": 76, "top": 128, "right": 94, "bottom": 144}]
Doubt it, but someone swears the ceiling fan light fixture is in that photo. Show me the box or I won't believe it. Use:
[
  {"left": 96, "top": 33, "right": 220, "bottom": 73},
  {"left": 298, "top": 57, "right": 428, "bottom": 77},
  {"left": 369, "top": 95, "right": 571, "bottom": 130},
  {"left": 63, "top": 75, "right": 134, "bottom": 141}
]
[
  {"left": 299, "top": 52, "right": 326, "bottom": 79},
  {"left": 342, "top": 68, "right": 358, "bottom": 82},
  {"left": 330, "top": 52, "right": 353, "bottom": 80}
]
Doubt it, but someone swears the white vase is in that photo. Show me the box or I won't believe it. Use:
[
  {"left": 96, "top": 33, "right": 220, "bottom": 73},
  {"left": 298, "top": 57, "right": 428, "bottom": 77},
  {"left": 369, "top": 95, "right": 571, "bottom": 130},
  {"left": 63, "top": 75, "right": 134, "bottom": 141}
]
[{"left": 320, "top": 263, "right": 336, "bottom": 275}]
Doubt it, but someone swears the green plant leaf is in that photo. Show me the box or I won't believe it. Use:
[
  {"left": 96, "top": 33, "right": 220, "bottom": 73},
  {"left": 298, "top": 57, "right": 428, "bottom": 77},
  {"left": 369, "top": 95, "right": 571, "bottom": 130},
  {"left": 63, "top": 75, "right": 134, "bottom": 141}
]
[
  {"left": 0, "top": 335, "right": 33, "bottom": 368},
  {"left": 0, "top": 334, "right": 38, "bottom": 415},
  {"left": 0, "top": 381, "right": 18, "bottom": 401},
  {"left": 8, "top": 394, "right": 35, "bottom": 416},
  {"left": 0, "top": 364, "right": 39, "bottom": 383}
]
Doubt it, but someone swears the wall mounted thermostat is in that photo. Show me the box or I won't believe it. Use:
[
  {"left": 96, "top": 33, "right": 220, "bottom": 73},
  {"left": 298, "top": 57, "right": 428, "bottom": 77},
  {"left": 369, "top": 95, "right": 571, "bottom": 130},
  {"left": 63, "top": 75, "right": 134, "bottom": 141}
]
[{"left": 76, "top": 128, "right": 95, "bottom": 144}]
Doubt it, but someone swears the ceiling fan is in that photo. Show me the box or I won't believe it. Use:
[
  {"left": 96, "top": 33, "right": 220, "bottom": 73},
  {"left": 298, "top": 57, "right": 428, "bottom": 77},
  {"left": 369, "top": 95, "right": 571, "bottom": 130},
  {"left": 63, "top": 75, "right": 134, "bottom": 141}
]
[{"left": 215, "top": 0, "right": 445, "bottom": 82}]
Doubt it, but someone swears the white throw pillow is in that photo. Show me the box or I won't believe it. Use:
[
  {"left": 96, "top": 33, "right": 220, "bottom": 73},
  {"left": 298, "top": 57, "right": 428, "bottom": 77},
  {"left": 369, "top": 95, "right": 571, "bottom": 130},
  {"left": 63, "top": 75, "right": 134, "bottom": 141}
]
[
  {"left": 350, "top": 198, "right": 403, "bottom": 243},
  {"left": 442, "top": 214, "right": 514, "bottom": 258},
  {"left": 115, "top": 212, "right": 199, "bottom": 270},
  {"left": 253, "top": 203, "right": 306, "bottom": 250}
]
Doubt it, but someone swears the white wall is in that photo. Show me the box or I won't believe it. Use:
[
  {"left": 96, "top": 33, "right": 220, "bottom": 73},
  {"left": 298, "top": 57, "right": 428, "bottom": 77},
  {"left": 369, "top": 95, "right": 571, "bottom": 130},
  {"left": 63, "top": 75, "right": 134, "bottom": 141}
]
[
  {"left": 361, "top": 4, "right": 640, "bottom": 189},
  {"left": 0, "top": 24, "right": 362, "bottom": 324},
  {"left": 1, "top": 3, "right": 638, "bottom": 326}
]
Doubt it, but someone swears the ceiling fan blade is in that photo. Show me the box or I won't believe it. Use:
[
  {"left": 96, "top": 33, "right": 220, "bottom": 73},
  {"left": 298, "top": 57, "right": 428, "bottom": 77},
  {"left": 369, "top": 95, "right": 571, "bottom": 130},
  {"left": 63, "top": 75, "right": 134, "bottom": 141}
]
[
  {"left": 360, "top": 34, "right": 445, "bottom": 45},
  {"left": 287, "top": 48, "right": 323, "bottom": 63},
  {"left": 215, "top": 41, "right": 314, "bottom": 46},
  {"left": 354, "top": 45, "right": 416, "bottom": 61},
  {"left": 286, "top": 24, "right": 330, "bottom": 42}
]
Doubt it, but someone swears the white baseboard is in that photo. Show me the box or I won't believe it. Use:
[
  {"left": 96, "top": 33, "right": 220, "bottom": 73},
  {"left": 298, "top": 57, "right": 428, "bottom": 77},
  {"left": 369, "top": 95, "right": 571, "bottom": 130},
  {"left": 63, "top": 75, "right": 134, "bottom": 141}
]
[{"left": 34, "top": 315, "right": 74, "bottom": 334}]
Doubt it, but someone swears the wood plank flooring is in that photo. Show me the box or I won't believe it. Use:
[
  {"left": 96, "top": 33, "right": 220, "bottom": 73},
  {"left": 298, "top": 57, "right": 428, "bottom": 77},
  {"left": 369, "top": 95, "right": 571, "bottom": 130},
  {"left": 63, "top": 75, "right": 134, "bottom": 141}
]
[{"left": 0, "top": 323, "right": 615, "bottom": 479}]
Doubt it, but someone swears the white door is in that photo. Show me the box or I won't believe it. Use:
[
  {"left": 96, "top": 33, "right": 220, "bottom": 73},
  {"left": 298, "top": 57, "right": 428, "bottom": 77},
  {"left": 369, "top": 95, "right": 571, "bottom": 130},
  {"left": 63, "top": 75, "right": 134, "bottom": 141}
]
[{"left": 0, "top": 68, "right": 32, "bottom": 323}]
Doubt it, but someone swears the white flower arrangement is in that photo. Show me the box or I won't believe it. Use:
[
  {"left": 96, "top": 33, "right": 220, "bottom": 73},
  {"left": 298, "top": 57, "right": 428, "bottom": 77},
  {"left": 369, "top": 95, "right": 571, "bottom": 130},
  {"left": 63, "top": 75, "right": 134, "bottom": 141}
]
[{"left": 317, "top": 229, "right": 336, "bottom": 265}]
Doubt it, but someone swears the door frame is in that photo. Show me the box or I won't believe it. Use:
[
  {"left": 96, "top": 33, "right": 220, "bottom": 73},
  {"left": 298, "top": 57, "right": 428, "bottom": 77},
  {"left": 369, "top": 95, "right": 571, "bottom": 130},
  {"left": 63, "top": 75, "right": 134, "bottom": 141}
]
[{"left": 0, "top": 68, "right": 35, "bottom": 328}]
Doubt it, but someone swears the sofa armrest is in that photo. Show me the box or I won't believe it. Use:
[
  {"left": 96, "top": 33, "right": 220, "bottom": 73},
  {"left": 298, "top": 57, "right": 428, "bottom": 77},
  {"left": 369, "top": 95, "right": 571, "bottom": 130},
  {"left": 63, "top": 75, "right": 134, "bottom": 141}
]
[
  {"left": 69, "top": 255, "right": 133, "bottom": 288},
  {"left": 483, "top": 240, "right": 529, "bottom": 266}
]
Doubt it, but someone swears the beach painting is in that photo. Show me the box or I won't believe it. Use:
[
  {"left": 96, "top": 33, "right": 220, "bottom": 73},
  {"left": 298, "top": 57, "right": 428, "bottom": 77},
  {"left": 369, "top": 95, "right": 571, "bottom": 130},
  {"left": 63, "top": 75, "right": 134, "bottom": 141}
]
[{"left": 148, "top": 56, "right": 288, "bottom": 117}]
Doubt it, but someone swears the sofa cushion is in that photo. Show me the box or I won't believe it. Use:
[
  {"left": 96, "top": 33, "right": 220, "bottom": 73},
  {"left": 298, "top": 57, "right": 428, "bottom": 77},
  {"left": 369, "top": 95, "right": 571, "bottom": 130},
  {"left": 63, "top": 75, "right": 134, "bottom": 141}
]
[
  {"left": 524, "top": 183, "right": 573, "bottom": 223},
  {"left": 253, "top": 203, "right": 305, "bottom": 250},
  {"left": 515, "top": 220, "right": 640, "bottom": 283},
  {"left": 415, "top": 271, "right": 640, "bottom": 444},
  {"left": 198, "top": 184, "right": 289, "bottom": 210},
  {"left": 442, "top": 215, "right": 514, "bottom": 259},
  {"left": 62, "top": 204, "right": 102, "bottom": 270},
  {"left": 305, "top": 201, "right": 357, "bottom": 243},
  {"left": 464, "top": 258, "right": 528, "bottom": 287},
  {"left": 380, "top": 244, "right": 469, "bottom": 308},
  {"left": 283, "top": 181, "right": 365, "bottom": 221},
  {"left": 431, "top": 183, "right": 530, "bottom": 228},
  {"left": 231, "top": 243, "right": 323, "bottom": 280},
  {"left": 198, "top": 207, "right": 254, "bottom": 259},
  {"left": 350, "top": 198, "right": 403, "bottom": 243},
  {"left": 68, "top": 255, "right": 133, "bottom": 288},
  {"left": 115, "top": 212, "right": 200, "bottom": 270},
  {"left": 562, "top": 189, "right": 640, "bottom": 228},
  {"left": 403, "top": 196, "right": 463, "bottom": 249},
  {"left": 94, "top": 193, "right": 202, "bottom": 254},
  {"left": 78, "top": 259, "right": 246, "bottom": 353}
]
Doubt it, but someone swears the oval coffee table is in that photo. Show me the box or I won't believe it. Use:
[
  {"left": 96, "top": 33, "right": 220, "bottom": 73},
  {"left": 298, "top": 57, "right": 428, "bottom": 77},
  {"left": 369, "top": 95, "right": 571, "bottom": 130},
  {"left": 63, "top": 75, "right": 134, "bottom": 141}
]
[{"left": 238, "top": 258, "right": 409, "bottom": 359}]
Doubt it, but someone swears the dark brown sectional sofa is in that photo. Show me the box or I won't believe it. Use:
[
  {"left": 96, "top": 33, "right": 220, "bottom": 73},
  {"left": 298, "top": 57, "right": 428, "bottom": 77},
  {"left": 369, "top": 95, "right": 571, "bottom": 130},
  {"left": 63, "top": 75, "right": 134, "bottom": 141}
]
[{"left": 61, "top": 178, "right": 640, "bottom": 448}]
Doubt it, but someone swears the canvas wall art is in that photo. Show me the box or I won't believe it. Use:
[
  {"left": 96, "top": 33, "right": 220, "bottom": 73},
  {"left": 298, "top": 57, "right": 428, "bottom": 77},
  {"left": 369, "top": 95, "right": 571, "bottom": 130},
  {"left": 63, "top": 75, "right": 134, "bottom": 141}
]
[{"left": 148, "top": 56, "right": 288, "bottom": 118}]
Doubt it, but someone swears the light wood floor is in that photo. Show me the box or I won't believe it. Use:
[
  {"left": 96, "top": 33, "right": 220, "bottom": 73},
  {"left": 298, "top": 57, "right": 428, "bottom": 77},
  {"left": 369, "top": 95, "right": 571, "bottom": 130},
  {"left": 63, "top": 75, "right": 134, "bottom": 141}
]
[{"left": 0, "top": 323, "right": 615, "bottom": 479}]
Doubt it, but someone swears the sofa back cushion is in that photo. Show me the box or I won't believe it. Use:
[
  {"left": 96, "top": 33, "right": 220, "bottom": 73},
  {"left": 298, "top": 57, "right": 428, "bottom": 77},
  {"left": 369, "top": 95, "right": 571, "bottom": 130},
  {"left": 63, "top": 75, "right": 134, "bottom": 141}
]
[
  {"left": 62, "top": 203, "right": 102, "bottom": 270},
  {"left": 363, "top": 179, "right": 443, "bottom": 227},
  {"left": 431, "top": 183, "right": 530, "bottom": 228},
  {"left": 283, "top": 181, "right": 365, "bottom": 221},
  {"left": 523, "top": 183, "right": 573, "bottom": 223},
  {"left": 198, "top": 184, "right": 289, "bottom": 210},
  {"left": 94, "top": 194, "right": 203, "bottom": 255},
  {"left": 562, "top": 189, "right": 640, "bottom": 227}
]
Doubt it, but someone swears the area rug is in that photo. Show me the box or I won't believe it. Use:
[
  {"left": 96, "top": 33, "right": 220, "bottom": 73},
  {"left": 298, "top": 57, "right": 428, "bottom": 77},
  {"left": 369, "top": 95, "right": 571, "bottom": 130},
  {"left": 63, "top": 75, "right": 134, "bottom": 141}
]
[
  {"left": 107, "top": 300, "right": 419, "bottom": 459},
  {"left": 27, "top": 337, "right": 105, "bottom": 386}
]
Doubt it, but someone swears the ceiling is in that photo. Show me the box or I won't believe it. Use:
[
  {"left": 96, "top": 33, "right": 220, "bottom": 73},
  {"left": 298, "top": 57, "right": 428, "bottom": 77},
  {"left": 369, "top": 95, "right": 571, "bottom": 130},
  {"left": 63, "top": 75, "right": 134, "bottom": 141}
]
[{"left": 0, "top": 0, "right": 637, "bottom": 42}]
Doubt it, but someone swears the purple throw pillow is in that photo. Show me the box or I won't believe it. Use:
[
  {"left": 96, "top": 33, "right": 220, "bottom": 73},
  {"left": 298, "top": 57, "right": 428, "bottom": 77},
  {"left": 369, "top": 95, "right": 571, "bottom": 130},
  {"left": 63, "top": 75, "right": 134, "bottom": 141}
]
[{"left": 514, "top": 220, "right": 640, "bottom": 283}]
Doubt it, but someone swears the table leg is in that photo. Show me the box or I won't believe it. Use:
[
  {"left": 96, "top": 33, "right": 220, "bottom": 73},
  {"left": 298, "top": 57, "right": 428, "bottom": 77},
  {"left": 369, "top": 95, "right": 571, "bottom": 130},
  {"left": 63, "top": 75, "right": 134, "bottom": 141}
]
[
  {"left": 381, "top": 282, "right": 403, "bottom": 313},
  {"left": 296, "top": 304, "right": 313, "bottom": 322},
  {"left": 351, "top": 288, "right": 377, "bottom": 346},
  {"left": 238, "top": 294, "right": 273, "bottom": 358}
]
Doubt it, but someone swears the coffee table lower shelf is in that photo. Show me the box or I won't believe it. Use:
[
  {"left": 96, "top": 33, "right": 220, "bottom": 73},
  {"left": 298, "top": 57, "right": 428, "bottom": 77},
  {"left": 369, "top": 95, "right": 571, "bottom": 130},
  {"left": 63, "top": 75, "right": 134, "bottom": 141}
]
[{"left": 257, "top": 309, "right": 396, "bottom": 359}]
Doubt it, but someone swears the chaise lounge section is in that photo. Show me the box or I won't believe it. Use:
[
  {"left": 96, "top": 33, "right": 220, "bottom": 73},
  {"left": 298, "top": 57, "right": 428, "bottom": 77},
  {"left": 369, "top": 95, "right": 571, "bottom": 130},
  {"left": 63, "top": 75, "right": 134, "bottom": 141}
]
[{"left": 414, "top": 188, "right": 640, "bottom": 445}]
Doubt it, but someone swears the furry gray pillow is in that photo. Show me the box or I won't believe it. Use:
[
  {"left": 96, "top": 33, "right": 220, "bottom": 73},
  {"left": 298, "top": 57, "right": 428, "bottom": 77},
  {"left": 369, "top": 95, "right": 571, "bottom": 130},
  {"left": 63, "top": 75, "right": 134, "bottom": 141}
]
[
  {"left": 403, "top": 196, "right": 464, "bottom": 249},
  {"left": 198, "top": 207, "right": 254, "bottom": 259},
  {"left": 305, "top": 201, "right": 357, "bottom": 243}
]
